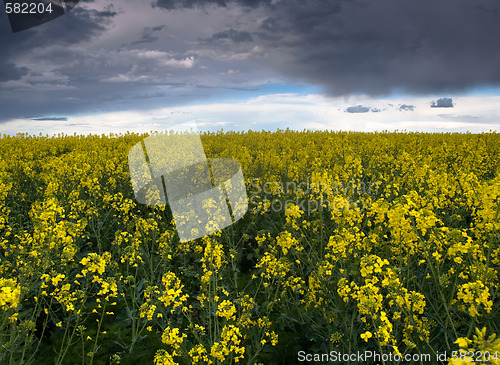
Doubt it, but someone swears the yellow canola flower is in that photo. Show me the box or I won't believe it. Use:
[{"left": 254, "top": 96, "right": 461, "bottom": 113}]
[
  {"left": 0, "top": 278, "right": 21, "bottom": 310},
  {"left": 217, "top": 300, "right": 237, "bottom": 321},
  {"left": 360, "top": 331, "right": 373, "bottom": 342},
  {"left": 80, "top": 252, "right": 111, "bottom": 276},
  {"left": 457, "top": 281, "right": 493, "bottom": 317}
]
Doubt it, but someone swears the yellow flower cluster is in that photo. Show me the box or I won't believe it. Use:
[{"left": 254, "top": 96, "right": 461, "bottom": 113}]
[
  {"left": 456, "top": 281, "right": 493, "bottom": 317},
  {"left": 210, "top": 324, "right": 245, "bottom": 363},
  {"left": 0, "top": 278, "right": 20, "bottom": 310}
]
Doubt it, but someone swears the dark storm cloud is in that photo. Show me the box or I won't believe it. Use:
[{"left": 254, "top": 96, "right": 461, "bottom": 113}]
[
  {"left": 239, "top": 0, "right": 500, "bottom": 96},
  {"left": 474, "top": 2, "right": 500, "bottom": 15},
  {"left": 37, "top": 6, "right": 117, "bottom": 44},
  {"left": 159, "top": 0, "right": 500, "bottom": 96},
  {"left": 0, "top": 5, "right": 117, "bottom": 65},
  {"left": 399, "top": 104, "right": 415, "bottom": 112},
  {"left": 153, "top": 0, "right": 226, "bottom": 9},
  {"left": 346, "top": 105, "right": 370, "bottom": 113},
  {"left": 153, "top": 0, "right": 270, "bottom": 9},
  {"left": 0, "top": 4, "right": 118, "bottom": 122},
  {"left": 431, "top": 98, "right": 454, "bottom": 108},
  {"left": 0, "top": 63, "right": 29, "bottom": 82}
]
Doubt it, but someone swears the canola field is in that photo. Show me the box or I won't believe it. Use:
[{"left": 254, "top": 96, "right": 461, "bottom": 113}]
[{"left": 0, "top": 130, "right": 499, "bottom": 364}]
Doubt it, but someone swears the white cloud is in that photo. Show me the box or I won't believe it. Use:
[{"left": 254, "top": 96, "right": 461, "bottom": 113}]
[
  {"left": 1, "top": 93, "right": 500, "bottom": 136},
  {"left": 161, "top": 56, "right": 195, "bottom": 68}
]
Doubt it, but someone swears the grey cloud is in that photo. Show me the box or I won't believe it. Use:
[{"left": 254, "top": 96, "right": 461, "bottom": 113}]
[
  {"left": 0, "top": 3, "right": 122, "bottom": 122},
  {"left": 206, "top": 29, "right": 253, "bottom": 43},
  {"left": 346, "top": 105, "right": 383, "bottom": 113},
  {"left": 475, "top": 3, "right": 500, "bottom": 15},
  {"left": 153, "top": 0, "right": 269, "bottom": 9},
  {"left": 0, "top": 63, "right": 29, "bottom": 82},
  {"left": 431, "top": 98, "right": 454, "bottom": 108},
  {"left": 32, "top": 117, "right": 68, "bottom": 121},
  {"left": 0, "top": 1, "right": 272, "bottom": 124},
  {"left": 132, "top": 25, "right": 166, "bottom": 45},
  {"left": 153, "top": 0, "right": 226, "bottom": 9},
  {"left": 31, "top": 6, "right": 117, "bottom": 45},
  {"left": 0, "top": 4, "right": 117, "bottom": 77},
  {"left": 399, "top": 104, "right": 415, "bottom": 111},
  {"left": 259, "top": 17, "right": 285, "bottom": 33},
  {"left": 346, "top": 105, "right": 370, "bottom": 113}
]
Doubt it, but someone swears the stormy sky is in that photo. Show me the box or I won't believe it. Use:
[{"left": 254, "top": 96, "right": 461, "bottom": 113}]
[{"left": 1, "top": 0, "right": 500, "bottom": 134}]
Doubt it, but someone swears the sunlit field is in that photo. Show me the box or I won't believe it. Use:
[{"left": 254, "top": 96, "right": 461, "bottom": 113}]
[{"left": 1, "top": 130, "right": 499, "bottom": 364}]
